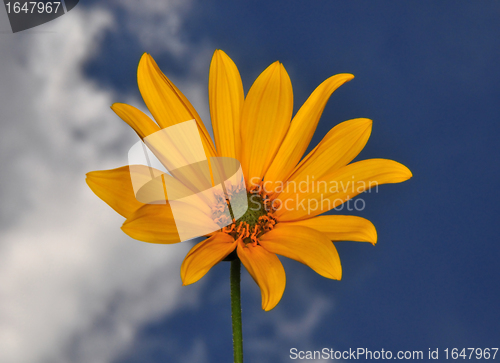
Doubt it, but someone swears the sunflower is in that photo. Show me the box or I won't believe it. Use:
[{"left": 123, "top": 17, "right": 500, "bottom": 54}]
[{"left": 86, "top": 50, "right": 412, "bottom": 311}]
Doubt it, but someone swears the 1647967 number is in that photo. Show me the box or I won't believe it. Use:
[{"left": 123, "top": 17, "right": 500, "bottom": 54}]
[
  {"left": 6, "top": 2, "right": 61, "bottom": 14},
  {"left": 444, "top": 348, "right": 498, "bottom": 360}
]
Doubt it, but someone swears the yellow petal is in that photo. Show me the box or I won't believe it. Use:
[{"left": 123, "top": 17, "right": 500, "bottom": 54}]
[
  {"left": 264, "top": 74, "right": 354, "bottom": 193},
  {"left": 121, "top": 204, "right": 181, "bottom": 244},
  {"left": 137, "top": 53, "right": 217, "bottom": 158},
  {"left": 111, "top": 103, "right": 160, "bottom": 139},
  {"left": 237, "top": 240, "right": 286, "bottom": 311},
  {"left": 276, "top": 158, "right": 412, "bottom": 221},
  {"left": 86, "top": 166, "right": 144, "bottom": 218},
  {"left": 282, "top": 118, "right": 372, "bottom": 194},
  {"left": 280, "top": 215, "right": 377, "bottom": 245},
  {"left": 131, "top": 166, "right": 205, "bottom": 206},
  {"left": 240, "top": 61, "right": 293, "bottom": 187},
  {"left": 209, "top": 50, "right": 244, "bottom": 159},
  {"left": 181, "top": 233, "right": 236, "bottom": 285},
  {"left": 259, "top": 224, "right": 342, "bottom": 280}
]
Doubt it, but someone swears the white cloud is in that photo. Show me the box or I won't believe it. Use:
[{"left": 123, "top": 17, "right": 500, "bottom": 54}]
[{"left": 0, "top": 4, "right": 202, "bottom": 363}]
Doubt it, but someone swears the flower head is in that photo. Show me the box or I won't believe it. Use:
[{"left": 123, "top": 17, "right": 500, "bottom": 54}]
[{"left": 86, "top": 50, "right": 412, "bottom": 311}]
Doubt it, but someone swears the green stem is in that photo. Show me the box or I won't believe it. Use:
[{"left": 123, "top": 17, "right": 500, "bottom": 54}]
[{"left": 230, "top": 258, "right": 243, "bottom": 363}]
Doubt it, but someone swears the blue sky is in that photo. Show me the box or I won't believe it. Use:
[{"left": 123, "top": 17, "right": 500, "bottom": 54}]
[{"left": 0, "top": 1, "right": 499, "bottom": 362}]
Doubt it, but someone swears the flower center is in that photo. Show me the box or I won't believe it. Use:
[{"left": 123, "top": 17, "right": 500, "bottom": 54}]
[{"left": 221, "top": 191, "right": 277, "bottom": 246}]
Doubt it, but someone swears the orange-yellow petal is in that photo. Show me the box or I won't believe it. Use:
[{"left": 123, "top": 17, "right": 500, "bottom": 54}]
[
  {"left": 276, "top": 158, "right": 412, "bottom": 221},
  {"left": 86, "top": 166, "right": 144, "bottom": 218},
  {"left": 264, "top": 74, "right": 354, "bottom": 193},
  {"left": 259, "top": 224, "right": 342, "bottom": 280},
  {"left": 209, "top": 50, "right": 244, "bottom": 159},
  {"left": 137, "top": 53, "right": 217, "bottom": 158},
  {"left": 181, "top": 233, "right": 236, "bottom": 285},
  {"left": 121, "top": 204, "right": 181, "bottom": 244},
  {"left": 282, "top": 118, "right": 372, "bottom": 193},
  {"left": 111, "top": 103, "right": 160, "bottom": 139},
  {"left": 280, "top": 215, "right": 377, "bottom": 244},
  {"left": 240, "top": 61, "right": 293, "bottom": 187},
  {"left": 237, "top": 240, "right": 286, "bottom": 311}
]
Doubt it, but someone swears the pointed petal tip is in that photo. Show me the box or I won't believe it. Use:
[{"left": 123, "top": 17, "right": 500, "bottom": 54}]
[
  {"left": 138, "top": 53, "right": 155, "bottom": 70},
  {"left": 212, "top": 49, "right": 234, "bottom": 66},
  {"left": 263, "top": 304, "right": 276, "bottom": 312},
  {"left": 380, "top": 159, "right": 413, "bottom": 182},
  {"left": 213, "top": 49, "right": 234, "bottom": 64},
  {"left": 395, "top": 164, "right": 413, "bottom": 183},
  {"left": 180, "top": 265, "right": 189, "bottom": 285},
  {"left": 180, "top": 273, "right": 195, "bottom": 286},
  {"left": 320, "top": 272, "right": 341, "bottom": 281},
  {"left": 389, "top": 160, "right": 413, "bottom": 182},
  {"left": 401, "top": 164, "right": 413, "bottom": 179},
  {"left": 268, "top": 60, "right": 282, "bottom": 69},
  {"left": 371, "top": 227, "right": 378, "bottom": 245},
  {"left": 323, "top": 73, "right": 354, "bottom": 86},
  {"left": 362, "top": 118, "right": 373, "bottom": 134},
  {"left": 180, "top": 274, "right": 193, "bottom": 286},
  {"left": 139, "top": 52, "right": 149, "bottom": 63},
  {"left": 322, "top": 266, "right": 342, "bottom": 280},
  {"left": 328, "top": 265, "right": 342, "bottom": 280},
  {"left": 84, "top": 173, "right": 95, "bottom": 185},
  {"left": 120, "top": 219, "right": 138, "bottom": 235},
  {"left": 180, "top": 269, "right": 187, "bottom": 285},
  {"left": 85, "top": 169, "right": 102, "bottom": 183},
  {"left": 355, "top": 118, "right": 373, "bottom": 129},
  {"left": 339, "top": 73, "right": 355, "bottom": 81},
  {"left": 110, "top": 103, "right": 124, "bottom": 112},
  {"left": 262, "top": 294, "right": 282, "bottom": 311},
  {"left": 137, "top": 54, "right": 149, "bottom": 74}
]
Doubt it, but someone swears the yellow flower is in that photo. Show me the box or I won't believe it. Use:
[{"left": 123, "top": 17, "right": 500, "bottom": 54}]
[{"left": 86, "top": 50, "right": 412, "bottom": 311}]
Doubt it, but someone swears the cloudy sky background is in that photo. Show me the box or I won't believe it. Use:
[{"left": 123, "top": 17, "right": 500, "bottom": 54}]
[{"left": 1, "top": 1, "right": 499, "bottom": 362}]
